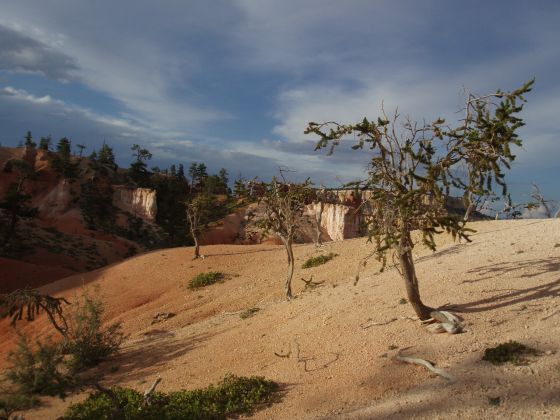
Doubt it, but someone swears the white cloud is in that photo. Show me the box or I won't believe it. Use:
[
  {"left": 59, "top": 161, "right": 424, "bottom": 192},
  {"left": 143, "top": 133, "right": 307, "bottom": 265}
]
[{"left": 1, "top": 86, "right": 58, "bottom": 105}]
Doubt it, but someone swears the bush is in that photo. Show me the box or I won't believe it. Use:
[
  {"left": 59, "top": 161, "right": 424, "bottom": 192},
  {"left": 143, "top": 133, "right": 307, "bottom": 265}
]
[
  {"left": 64, "top": 288, "right": 124, "bottom": 372},
  {"left": 63, "top": 374, "right": 279, "bottom": 420},
  {"left": 188, "top": 272, "right": 224, "bottom": 290},
  {"left": 302, "top": 253, "right": 338, "bottom": 269},
  {"left": 482, "top": 341, "right": 538, "bottom": 365},
  {"left": 6, "top": 335, "right": 69, "bottom": 397},
  {"left": 0, "top": 392, "right": 38, "bottom": 420}
]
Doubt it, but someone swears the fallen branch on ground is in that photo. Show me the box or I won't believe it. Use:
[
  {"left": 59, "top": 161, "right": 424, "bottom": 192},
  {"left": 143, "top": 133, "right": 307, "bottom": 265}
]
[
  {"left": 360, "top": 316, "right": 418, "bottom": 329},
  {"left": 393, "top": 349, "right": 456, "bottom": 382}
]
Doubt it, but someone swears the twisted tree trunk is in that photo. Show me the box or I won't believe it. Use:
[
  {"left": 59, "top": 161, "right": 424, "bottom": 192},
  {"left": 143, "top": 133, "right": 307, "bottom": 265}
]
[
  {"left": 398, "top": 231, "right": 434, "bottom": 320},
  {"left": 315, "top": 201, "right": 324, "bottom": 247},
  {"left": 279, "top": 235, "right": 294, "bottom": 300}
]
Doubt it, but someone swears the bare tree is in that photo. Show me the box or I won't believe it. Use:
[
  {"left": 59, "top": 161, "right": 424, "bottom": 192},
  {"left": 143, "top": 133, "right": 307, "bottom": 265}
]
[
  {"left": 251, "top": 177, "right": 312, "bottom": 300},
  {"left": 185, "top": 194, "right": 212, "bottom": 259},
  {"left": 306, "top": 80, "right": 533, "bottom": 320},
  {"left": 527, "top": 183, "right": 556, "bottom": 218}
]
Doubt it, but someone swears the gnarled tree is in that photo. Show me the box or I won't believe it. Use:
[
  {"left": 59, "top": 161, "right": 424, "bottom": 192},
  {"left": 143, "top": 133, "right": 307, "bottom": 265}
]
[
  {"left": 185, "top": 193, "right": 213, "bottom": 259},
  {"left": 250, "top": 177, "right": 312, "bottom": 300},
  {"left": 305, "top": 80, "right": 533, "bottom": 320},
  {"left": 0, "top": 287, "right": 70, "bottom": 338}
]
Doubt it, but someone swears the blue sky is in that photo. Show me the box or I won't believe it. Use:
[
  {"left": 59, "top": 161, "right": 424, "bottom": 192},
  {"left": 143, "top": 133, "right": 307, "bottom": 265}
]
[{"left": 0, "top": 1, "right": 559, "bottom": 208}]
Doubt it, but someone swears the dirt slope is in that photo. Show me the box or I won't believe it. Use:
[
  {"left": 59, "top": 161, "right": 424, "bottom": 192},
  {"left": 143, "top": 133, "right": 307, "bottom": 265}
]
[{"left": 1, "top": 219, "right": 559, "bottom": 419}]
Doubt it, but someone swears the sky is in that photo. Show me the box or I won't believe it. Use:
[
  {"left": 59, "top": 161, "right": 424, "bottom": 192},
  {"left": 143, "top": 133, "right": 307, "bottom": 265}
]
[{"left": 0, "top": 1, "right": 558, "bottom": 208}]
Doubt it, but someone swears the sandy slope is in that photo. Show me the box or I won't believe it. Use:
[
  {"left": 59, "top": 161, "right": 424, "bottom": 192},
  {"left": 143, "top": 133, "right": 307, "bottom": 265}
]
[{"left": 1, "top": 219, "right": 559, "bottom": 419}]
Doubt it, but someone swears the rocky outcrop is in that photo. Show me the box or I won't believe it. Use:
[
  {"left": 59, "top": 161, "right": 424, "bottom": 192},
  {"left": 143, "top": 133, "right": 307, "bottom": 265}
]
[
  {"left": 306, "top": 202, "right": 361, "bottom": 241},
  {"left": 113, "top": 187, "right": 157, "bottom": 221},
  {"left": 35, "top": 179, "right": 73, "bottom": 220}
]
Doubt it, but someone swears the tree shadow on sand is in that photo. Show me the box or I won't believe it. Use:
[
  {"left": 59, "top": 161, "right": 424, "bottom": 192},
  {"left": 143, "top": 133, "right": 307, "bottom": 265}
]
[
  {"left": 441, "top": 257, "right": 560, "bottom": 314},
  {"left": 340, "top": 364, "right": 560, "bottom": 419},
  {"left": 99, "top": 330, "right": 217, "bottom": 385},
  {"left": 463, "top": 257, "right": 560, "bottom": 283}
]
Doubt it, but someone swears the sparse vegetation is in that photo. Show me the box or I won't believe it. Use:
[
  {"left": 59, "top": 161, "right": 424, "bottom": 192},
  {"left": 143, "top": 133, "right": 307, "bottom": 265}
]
[
  {"left": 62, "top": 374, "right": 279, "bottom": 420},
  {"left": 6, "top": 335, "right": 69, "bottom": 397},
  {"left": 482, "top": 341, "right": 539, "bottom": 365},
  {"left": 0, "top": 392, "right": 39, "bottom": 420},
  {"left": 247, "top": 176, "right": 312, "bottom": 300},
  {"left": 64, "top": 288, "right": 124, "bottom": 372},
  {"left": 240, "top": 307, "right": 260, "bottom": 319},
  {"left": 302, "top": 253, "right": 337, "bottom": 269},
  {"left": 188, "top": 272, "right": 224, "bottom": 290}
]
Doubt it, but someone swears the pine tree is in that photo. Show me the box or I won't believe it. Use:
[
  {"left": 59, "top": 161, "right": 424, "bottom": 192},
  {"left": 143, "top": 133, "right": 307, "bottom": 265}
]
[
  {"left": 52, "top": 138, "right": 77, "bottom": 178},
  {"left": 39, "top": 136, "right": 52, "bottom": 151},
  {"left": 98, "top": 143, "right": 116, "bottom": 169},
  {"left": 24, "top": 131, "right": 36, "bottom": 148}
]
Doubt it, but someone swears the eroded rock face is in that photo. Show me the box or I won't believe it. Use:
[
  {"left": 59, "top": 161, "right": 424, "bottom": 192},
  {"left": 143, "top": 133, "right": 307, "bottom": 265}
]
[
  {"left": 113, "top": 187, "right": 157, "bottom": 221},
  {"left": 306, "top": 202, "right": 361, "bottom": 241},
  {"left": 35, "top": 179, "right": 73, "bottom": 220}
]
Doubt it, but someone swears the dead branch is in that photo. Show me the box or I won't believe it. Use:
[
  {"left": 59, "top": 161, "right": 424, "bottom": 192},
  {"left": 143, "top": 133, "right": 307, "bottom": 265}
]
[
  {"left": 393, "top": 349, "right": 456, "bottom": 382},
  {"left": 300, "top": 276, "right": 325, "bottom": 291},
  {"left": 360, "top": 316, "right": 418, "bottom": 329},
  {"left": 0, "top": 288, "right": 70, "bottom": 338},
  {"left": 143, "top": 377, "right": 162, "bottom": 405}
]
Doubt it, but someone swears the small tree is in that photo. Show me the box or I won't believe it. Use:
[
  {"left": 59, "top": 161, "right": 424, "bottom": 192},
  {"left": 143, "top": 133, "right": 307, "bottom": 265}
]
[
  {"left": 185, "top": 193, "right": 213, "bottom": 259},
  {"left": 98, "top": 143, "right": 116, "bottom": 169},
  {"left": 526, "top": 183, "right": 557, "bottom": 218},
  {"left": 251, "top": 177, "right": 312, "bottom": 300},
  {"left": 75, "top": 144, "right": 86, "bottom": 158},
  {"left": 129, "top": 144, "right": 152, "bottom": 185},
  {"left": 24, "top": 131, "right": 36, "bottom": 148},
  {"left": 52, "top": 137, "right": 77, "bottom": 178},
  {"left": 39, "top": 135, "right": 52, "bottom": 151},
  {"left": 305, "top": 80, "right": 533, "bottom": 319},
  {"left": 0, "top": 160, "right": 38, "bottom": 248}
]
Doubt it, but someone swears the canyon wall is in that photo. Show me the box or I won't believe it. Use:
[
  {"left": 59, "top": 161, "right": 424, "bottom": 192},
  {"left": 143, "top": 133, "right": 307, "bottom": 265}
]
[{"left": 113, "top": 187, "right": 157, "bottom": 221}]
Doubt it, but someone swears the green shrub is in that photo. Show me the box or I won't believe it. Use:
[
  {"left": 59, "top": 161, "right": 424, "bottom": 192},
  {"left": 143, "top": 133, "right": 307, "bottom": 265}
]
[
  {"left": 64, "top": 288, "right": 124, "bottom": 372},
  {"left": 6, "top": 335, "right": 69, "bottom": 397},
  {"left": 240, "top": 308, "right": 260, "bottom": 319},
  {"left": 302, "top": 253, "right": 338, "bottom": 269},
  {"left": 0, "top": 392, "right": 39, "bottom": 419},
  {"left": 63, "top": 374, "right": 279, "bottom": 420},
  {"left": 482, "top": 341, "right": 538, "bottom": 365},
  {"left": 188, "top": 272, "right": 224, "bottom": 290}
]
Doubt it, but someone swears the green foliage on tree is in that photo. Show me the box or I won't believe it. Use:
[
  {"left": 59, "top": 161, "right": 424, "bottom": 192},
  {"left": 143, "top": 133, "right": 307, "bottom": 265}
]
[
  {"left": 129, "top": 144, "right": 152, "bottom": 186},
  {"left": 52, "top": 137, "right": 78, "bottom": 178},
  {"left": 305, "top": 79, "right": 533, "bottom": 319},
  {"left": 0, "top": 160, "right": 38, "bottom": 249},
  {"left": 24, "top": 131, "right": 36, "bottom": 148},
  {"left": 188, "top": 162, "right": 208, "bottom": 191},
  {"left": 63, "top": 288, "right": 124, "bottom": 372},
  {"left": 39, "top": 135, "right": 51, "bottom": 151},
  {"left": 7, "top": 336, "right": 70, "bottom": 397}
]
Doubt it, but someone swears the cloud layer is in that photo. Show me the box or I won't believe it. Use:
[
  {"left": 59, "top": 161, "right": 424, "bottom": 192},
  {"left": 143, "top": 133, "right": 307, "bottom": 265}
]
[{"left": 0, "top": 1, "right": 558, "bottom": 198}]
